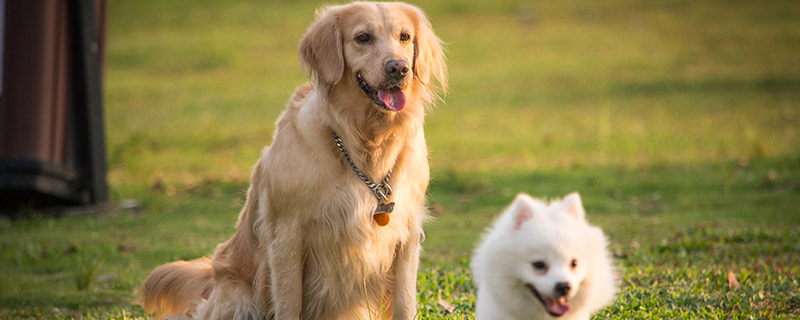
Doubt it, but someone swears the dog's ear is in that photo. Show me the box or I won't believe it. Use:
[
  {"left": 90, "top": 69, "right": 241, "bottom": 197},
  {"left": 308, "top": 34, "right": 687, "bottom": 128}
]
[
  {"left": 511, "top": 193, "right": 534, "bottom": 230},
  {"left": 402, "top": 4, "right": 448, "bottom": 104},
  {"left": 562, "top": 192, "right": 586, "bottom": 221},
  {"left": 299, "top": 7, "right": 344, "bottom": 87}
]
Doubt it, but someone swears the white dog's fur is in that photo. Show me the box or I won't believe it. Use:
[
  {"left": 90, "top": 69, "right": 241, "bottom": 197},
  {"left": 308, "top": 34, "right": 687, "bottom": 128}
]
[
  {"left": 472, "top": 193, "right": 616, "bottom": 320},
  {"left": 138, "top": 2, "right": 446, "bottom": 319}
]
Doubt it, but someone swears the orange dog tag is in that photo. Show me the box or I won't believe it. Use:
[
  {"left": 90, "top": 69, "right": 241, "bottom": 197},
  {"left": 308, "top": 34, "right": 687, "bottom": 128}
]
[
  {"left": 374, "top": 212, "right": 390, "bottom": 226},
  {"left": 374, "top": 200, "right": 394, "bottom": 226}
]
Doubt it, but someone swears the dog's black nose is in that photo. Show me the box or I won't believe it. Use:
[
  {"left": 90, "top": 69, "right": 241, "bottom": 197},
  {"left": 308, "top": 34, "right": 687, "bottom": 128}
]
[
  {"left": 384, "top": 60, "right": 409, "bottom": 80},
  {"left": 554, "top": 282, "right": 571, "bottom": 297}
]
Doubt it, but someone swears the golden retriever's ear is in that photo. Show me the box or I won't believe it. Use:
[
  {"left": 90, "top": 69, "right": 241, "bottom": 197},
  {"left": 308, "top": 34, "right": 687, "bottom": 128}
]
[
  {"left": 299, "top": 8, "right": 344, "bottom": 87},
  {"left": 403, "top": 4, "right": 448, "bottom": 103}
]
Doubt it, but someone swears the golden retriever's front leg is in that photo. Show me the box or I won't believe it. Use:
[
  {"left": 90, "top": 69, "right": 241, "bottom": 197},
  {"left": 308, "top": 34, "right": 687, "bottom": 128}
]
[
  {"left": 391, "top": 234, "right": 421, "bottom": 319},
  {"left": 268, "top": 223, "right": 304, "bottom": 319}
]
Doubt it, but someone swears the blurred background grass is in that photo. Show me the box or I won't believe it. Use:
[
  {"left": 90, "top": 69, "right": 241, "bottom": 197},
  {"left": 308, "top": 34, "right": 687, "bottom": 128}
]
[
  {"left": 104, "top": 0, "right": 799, "bottom": 256},
  {"left": 106, "top": 0, "right": 799, "bottom": 185},
  {"left": 1, "top": 0, "right": 798, "bottom": 318}
]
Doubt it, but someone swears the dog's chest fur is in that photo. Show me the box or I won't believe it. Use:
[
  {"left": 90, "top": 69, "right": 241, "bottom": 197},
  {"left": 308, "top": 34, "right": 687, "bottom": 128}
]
[
  {"left": 258, "top": 106, "right": 428, "bottom": 317},
  {"left": 295, "top": 162, "right": 424, "bottom": 318}
]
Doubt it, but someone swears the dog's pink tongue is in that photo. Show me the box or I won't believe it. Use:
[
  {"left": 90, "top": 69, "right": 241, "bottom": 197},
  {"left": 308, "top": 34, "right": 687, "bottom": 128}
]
[
  {"left": 544, "top": 297, "right": 570, "bottom": 317},
  {"left": 377, "top": 90, "right": 406, "bottom": 111}
]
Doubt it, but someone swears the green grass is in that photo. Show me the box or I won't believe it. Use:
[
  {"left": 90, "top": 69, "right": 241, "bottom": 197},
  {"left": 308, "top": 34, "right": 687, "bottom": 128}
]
[{"left": 2, "top": 0, "right": 799, "bottom": 318}]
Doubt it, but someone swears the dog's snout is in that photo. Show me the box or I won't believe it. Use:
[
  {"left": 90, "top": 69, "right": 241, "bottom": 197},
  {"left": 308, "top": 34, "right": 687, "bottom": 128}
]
[
  {"left": 384, "top": 60, "right": 409, "bottom": 79},
  {"left": 554, "top": 282, "right": 571, "bottom": 297}
]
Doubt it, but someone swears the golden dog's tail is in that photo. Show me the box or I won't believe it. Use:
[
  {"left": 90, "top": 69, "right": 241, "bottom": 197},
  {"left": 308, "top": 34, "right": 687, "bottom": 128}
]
[{"left": 137, "top": 257, "right": 213, "bottom": 318}]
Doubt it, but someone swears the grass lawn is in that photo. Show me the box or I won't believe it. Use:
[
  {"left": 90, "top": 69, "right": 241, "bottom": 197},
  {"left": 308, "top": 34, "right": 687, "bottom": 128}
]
[{"left": 2, "top": 0, "right": 799, "bottom": 318}]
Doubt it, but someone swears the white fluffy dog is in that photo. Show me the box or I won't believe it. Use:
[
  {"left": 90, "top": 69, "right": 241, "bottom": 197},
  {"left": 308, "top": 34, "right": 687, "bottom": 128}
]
[{"left": 472, "top": 193, "right": 616, "bottom": 320}]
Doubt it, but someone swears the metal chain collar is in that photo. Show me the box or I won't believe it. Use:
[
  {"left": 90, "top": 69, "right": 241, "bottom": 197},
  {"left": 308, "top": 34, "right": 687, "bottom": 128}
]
[{"left": 331, "top": 130, "right": 393, "bottom": 201}]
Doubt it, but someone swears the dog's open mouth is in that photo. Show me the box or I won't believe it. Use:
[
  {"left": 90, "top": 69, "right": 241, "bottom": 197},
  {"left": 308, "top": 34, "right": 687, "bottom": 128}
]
[
  {"left": 357, "top": 73, "right": 406, "bottom": 112},
  {"left": 526, "top": 284, "right": 571, "bottom": 317}
]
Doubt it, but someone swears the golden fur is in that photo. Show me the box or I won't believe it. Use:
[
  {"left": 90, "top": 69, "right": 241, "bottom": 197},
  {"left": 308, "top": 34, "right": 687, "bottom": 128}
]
[{"left": 138, "top": 2, "right": 446, "bottom": 319}]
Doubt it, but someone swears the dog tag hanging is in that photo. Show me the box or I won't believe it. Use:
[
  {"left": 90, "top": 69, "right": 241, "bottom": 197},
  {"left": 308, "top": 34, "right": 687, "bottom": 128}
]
[
  {"left": 331, "top": 131, "right": 396, "bottom": 227},
  {"left": 374, "top": 199, "right": 394, "bottom": 226}
]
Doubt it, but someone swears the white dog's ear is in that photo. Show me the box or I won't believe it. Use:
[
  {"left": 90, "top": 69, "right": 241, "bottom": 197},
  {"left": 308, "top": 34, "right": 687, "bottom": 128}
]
[
  {"left": 299, "top": 6, "right": 344, "bottom": 87},
  {"left": 563, "top": 192, "right": 586, "bottom": 221},
  {"left": 511, "top": 194, "right": 534, "bottom": 230}
]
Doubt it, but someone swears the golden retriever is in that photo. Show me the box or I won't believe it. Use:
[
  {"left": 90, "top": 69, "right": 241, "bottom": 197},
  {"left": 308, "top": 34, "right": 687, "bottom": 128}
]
[{"left": 138, "top": 2, "right": 446, "bottom": 319}]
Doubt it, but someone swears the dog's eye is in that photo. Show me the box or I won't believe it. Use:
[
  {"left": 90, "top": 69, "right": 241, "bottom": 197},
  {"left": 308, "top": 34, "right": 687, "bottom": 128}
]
[
  {"left": 356, "top": 33, "right": 371, "bottom": 44},
  {"left": 400, "top": 32, "right": 410, "bottom": 42},
  {"left": 532, "top": 261, "right": 547, "bottom": 271},
  {"left": 570, "top": 259, "right": 578, "bottom": 269}
]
